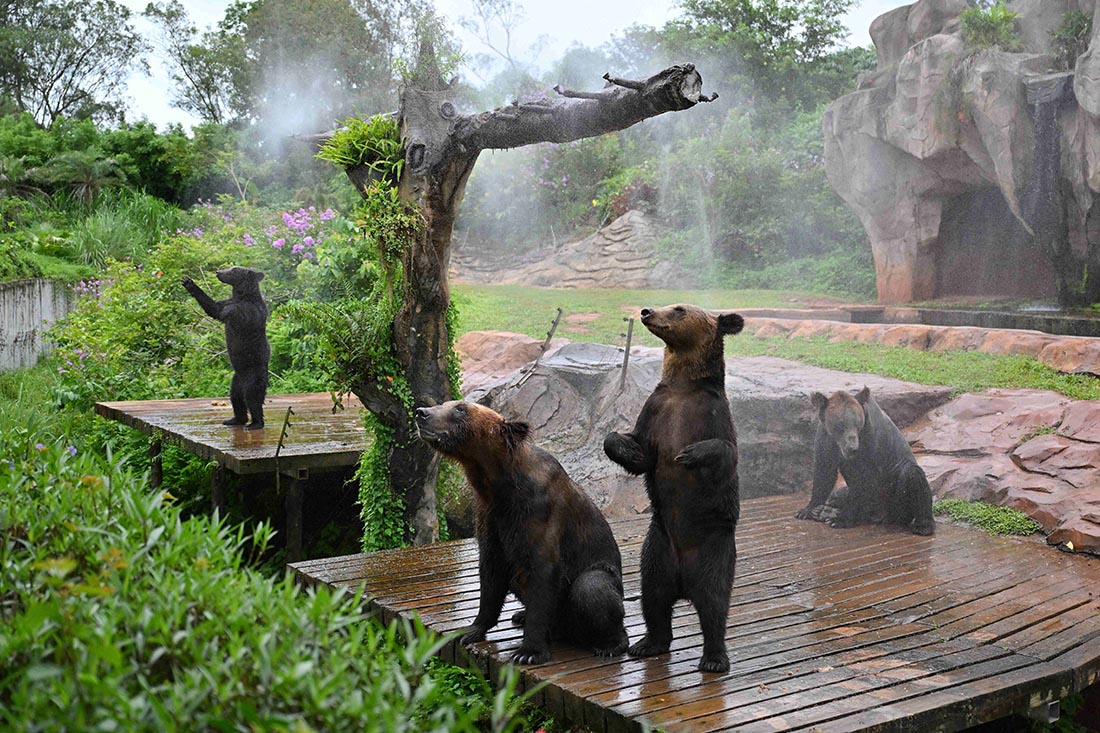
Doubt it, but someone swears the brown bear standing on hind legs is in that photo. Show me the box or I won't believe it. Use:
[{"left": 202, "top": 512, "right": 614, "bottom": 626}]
[
  {"left": 181, "top": 267, "right": 270, "bottom": 430},
  {"left": 795, "top": 386, "right": 936, "bottom": 536},
  {"left": 604, "top": 304, "right": 744, "bottom": 673},
  {"left": 416, "top": 400, "right": 630, "bottom": 665}
]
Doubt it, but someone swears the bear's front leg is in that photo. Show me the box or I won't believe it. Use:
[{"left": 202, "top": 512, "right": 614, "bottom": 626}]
[
  {"left": 462, "top": 537, "right": 509, "bottom": 646},
  {"left": 511, "top": 566, "right": 555, "bottom": 665},
  {"left": 674, "top": 439, "right": 737, "bottom": 473},
  {"left": 604, "top": 432, "right": 652, "bottom": 476}
]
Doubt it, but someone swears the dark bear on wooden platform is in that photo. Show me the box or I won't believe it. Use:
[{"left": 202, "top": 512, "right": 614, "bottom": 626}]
[
  {"left": 181, "top": 266, "right": 270, "bottom": 430},
  {"left": 796, "top": 386, "right": 936, "bottom": 536},
  {"left": 604, "top": 303, "right": 743, "bottom": 674},
  {"left": 415, "top": 400, "right": 629, "bottom": 665}
]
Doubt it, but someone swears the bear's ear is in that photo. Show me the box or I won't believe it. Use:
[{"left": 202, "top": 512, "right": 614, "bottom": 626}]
[
  {"left": 502, "top": 420, "right": 530, "bottom": 450},
  {"left": 855, "top": 385, "right": 871, "bottom": 404},
  {"left": 717, "top": 312, "right": 744, "bottom": 335},
  {"left": 810, "top": 392, "right": 828, "bottom": 413}
]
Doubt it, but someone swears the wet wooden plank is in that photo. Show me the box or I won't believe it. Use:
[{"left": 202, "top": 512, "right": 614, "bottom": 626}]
[
  {"left": 96, "top": 393, "right": 366, "bottom": 474},
  {"left": 290, "top": 494, "right": 1100, "bottom": 733}
]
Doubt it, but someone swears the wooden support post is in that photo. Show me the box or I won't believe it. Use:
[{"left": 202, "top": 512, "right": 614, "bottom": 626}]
[
  {"left": 284, "top": 468, "right": 307, "bottom": 562},
  {"left": 212, "top": 464, "right": 228, "bottom": 516},
  {"left": 619, "top": 317, "right": 635, "bottom": 392},
  {"left": 148, "top": 437, "right": 163, "bottom": 489}
]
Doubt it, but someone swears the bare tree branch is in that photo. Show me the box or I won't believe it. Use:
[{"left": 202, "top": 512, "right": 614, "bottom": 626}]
[{"left": 458, "top": 64, "right": 714, "bottom": 150}]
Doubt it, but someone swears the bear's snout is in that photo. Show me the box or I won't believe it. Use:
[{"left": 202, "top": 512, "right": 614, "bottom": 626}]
[{"left": 640, "top": 308, "right": 653, "bottom": 318}]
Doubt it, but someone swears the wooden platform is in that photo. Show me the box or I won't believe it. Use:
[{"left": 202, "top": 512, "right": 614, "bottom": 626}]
[
  {"left": 291, "top": 494, "right": 1100, "bottom": 732},
  {"left": 94, "top": 393, "right": 365, "bottom": 475},
  {"left": 96, "top": 393, "right": 366, "bottom": 560}
]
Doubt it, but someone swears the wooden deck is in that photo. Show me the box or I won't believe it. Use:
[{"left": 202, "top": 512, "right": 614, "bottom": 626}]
[
  {"left": 96, "top": 393, "right": 366, "bottom": 560},
  {"left": 291, "top": 494, "right": 1100, "bottom": 732},
  {"left": 94, "top": 393, "right": 365, "bottom": 475}
]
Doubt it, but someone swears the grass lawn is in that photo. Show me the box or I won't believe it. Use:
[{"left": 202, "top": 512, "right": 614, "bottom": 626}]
[
  {"left": 453, "top": 284, "right": 1100, "bottom": 401},
  {"left": 452, "top": 283, "right": 845, "bottom": 347}
]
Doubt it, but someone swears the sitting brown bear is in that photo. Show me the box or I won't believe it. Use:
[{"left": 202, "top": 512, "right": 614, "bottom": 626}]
[
  {"left": 796, "top": 386, "right": 935, "bottom": 536},
  {"left": 416, "top": 400, "right": 629, "bottom": 665}
]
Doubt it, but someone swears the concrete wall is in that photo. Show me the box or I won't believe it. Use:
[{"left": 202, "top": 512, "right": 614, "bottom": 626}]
[{"left": 0, "top": 279, "right": 73, "bottom": 371}]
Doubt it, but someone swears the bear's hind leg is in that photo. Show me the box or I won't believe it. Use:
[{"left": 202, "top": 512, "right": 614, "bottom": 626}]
[
  {"left": 901, "top": 464, "right": 935, "bottom": 535},
  {"left": 243, "top": 371, "right": 266, "bottom": 430},
  {"left": 224, "top": 373, "right": 248, "bottom": 426},
  {"left": 628, "top": 525, "right": 677, "bottom": 658},
  {"left": 689, "top": 541, "right": 735, "bottom": 674},
  {"left": 566, "top": 564, "right": 628, "bottom": 657}
]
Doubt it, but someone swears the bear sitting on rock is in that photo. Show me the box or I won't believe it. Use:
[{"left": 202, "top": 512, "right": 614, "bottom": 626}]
[
  {"left": 796, "top": 386, "right": 935, "bottom": 536},
  {"left": 182, "top": 266, "right": 270, "bottom": 430},
  {"left": 604, "top": 303, "right": 743, "bottom": 674},
  {"left": 416, "top": 400, "right": 629, "bottom": 665}
]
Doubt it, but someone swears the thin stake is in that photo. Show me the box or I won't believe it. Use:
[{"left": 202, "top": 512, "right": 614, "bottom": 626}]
[
  {"left": 619, "top": 317, "right": 634, "bottom": 391},
  {"left": 517, "top": 307, "right": 563, "bottom": 387},
  {"left": 275, "top": 405, "right": 294, "bottom": 495}
]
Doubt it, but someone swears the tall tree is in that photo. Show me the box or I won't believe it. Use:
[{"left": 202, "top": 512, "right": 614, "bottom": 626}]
[
  {"left": 144, "top": 1, "right": 244, "bottom": 125},
  {"left": 327, "top": 35, "right": 718, "bottom": 544},
  {"left": 0, "top": 0, "right": 147, "bottom": 126}
]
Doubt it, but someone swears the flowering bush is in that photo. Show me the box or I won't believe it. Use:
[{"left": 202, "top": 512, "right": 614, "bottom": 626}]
[{"left": 49, "top": 200, "right": 345, "bottom": 411}]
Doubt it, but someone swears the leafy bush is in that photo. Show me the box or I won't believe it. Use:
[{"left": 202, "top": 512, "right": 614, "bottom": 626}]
[
  {"left": 1053, "top": 11, "right": 1092, "bottom": 71},
  {"left": 658, "top": 107, "right": 868, "bottom": 269},
  {"left": 722, "top": 249, "right": 878, "bottom": 299},
  {"left": 0, "top": 430, "right": 533, "bottom": 732},
  {"left": 316, "top": 114, "right": 404, "bottom": 184},
  {"left": 48, "top": 199, "right": 340, "bottom": 414},
  {"left": 932, "top": 499, "right": 1042, "bottom": 535},
  {"left": 960, "top": 1, "right": 1023, "bottom": 52}
]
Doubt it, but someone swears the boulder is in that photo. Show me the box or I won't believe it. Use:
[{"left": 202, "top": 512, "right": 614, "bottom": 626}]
[
  {"left": 463, "top": 336, "right": 952, "bottom": 519},
  {"left": 906, "top": 389, "right": 1100, "bottom": 554}
]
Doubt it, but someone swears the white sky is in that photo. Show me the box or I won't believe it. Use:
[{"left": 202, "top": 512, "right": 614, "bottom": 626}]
[{"left": 120, "top": 0, "right": 910, "bottom": 129}]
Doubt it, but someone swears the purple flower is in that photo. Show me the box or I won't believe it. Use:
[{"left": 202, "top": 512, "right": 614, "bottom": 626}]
[
  {"left": 66, "top": 446, "right": 77, "bottom": 456},
  {"left": 243, "top": 233, "right": 255, "bottom": 247},
  {"left": 303, "top": 236, "right": 314, "bottom": 246},
  {"left": 319, "top": 208, "right": 335, "bottom": 221},
  {"left": 34, "top": 443, "right": 45, "bottom": 451},
  {"left": 272, "top": 238, "right": 285, "bottom": 249},
  {"left": 292, "top": 244, "right": 305, "bottom": 255}
]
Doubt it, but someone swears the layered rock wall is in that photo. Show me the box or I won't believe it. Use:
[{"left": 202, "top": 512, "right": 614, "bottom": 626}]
[{"left": 826, "top": 0, "right": 1100, "bottom": 304}]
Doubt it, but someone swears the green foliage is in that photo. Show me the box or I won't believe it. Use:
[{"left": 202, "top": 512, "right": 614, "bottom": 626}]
[
  {"left": 932, "top": 499, "right": 1042, "bottom": 536},
  {"left": 316, "top": 115, "right": 404, "bottom": 184},
  {"left": 660, "top": 107, "right": 867, "bottom": 265},
  {"left": 721, "top": 250, "right": 878, "bottom": 300},
  {"left": 0, "top": 429, "right": 534, "bottom": 732},
  {"left": 285, "top": 184, "right": 430, "bottom": 550},
  {"left": 0, "top": 0, "right": 148, "bottom": 127},
  {"left": 960, "top": 0, "right": 1024, "bottom": 52},
  {"left": 1053, "top": 11, "right": 1092, "bottom": 71}
]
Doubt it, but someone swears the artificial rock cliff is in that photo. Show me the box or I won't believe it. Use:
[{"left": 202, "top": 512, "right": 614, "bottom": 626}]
[{"left": 825, "top": 0, "right": 1100, "bottom": 304}]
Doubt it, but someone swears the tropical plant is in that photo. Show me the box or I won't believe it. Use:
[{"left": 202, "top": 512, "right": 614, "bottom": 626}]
[
  {"left": 960, "top": 0, "right": 1024, "bottom": 52},
  {"left": 33, "top": 149, "right": 128, "bottom": 207},
  {"left": 316, "top": 114, "right": 405, "bottom": 185},
  {"left": 1052, "top": 10, "right": 1092, "bottom": 71}
]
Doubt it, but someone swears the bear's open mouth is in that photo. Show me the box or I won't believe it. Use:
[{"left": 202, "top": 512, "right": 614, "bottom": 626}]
[{"left": 414, "top": 423, "right": 439, "bottom": 443}]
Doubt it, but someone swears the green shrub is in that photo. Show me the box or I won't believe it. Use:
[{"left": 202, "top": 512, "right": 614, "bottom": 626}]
[
  {"left": 316, "top": 114, "right": 404, "bottom": 184},
  {"left": 960, "top": 1, "right": 1023, "bottom": 52},
  {"left": 0, "top": 430, "right": 533, "bottom": 732},
  {"left": 1053, "top": 11, "right": 1092, "bottom": 70},
  {"left": 932, "top": 499, "right": 1042, "bottom": 535},
  {"left": 721, "top": 249, "right": 878, "bottom": 300}
]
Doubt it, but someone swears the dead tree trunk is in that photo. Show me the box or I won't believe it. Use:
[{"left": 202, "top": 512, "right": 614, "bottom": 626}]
[{"left": 350, "top": 61, "right": 715, "bottom": 545}]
